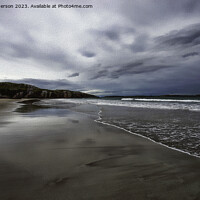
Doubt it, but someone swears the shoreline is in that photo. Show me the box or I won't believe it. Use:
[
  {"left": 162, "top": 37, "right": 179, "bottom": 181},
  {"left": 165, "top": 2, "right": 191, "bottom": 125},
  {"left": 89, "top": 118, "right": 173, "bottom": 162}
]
[
  {"left": 2, "top": 98, "right": 200, "bottom": 158},
  {"left": 0, "top": 99, "right": 200, "bottom": 200},
  {"left": 7, "top": 98, "right": 200, "bottom": 158},
  {"left": 95, "top": 109, "right": 200, "bottom": 159}
]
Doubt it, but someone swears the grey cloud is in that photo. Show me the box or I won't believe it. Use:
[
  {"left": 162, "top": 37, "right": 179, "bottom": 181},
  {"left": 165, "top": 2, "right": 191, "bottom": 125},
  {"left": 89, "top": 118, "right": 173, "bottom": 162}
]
[
  {"left": 156, "top": 23, "right": 200, "bottom": 48},
  {"left": 1, "top": 0, "right": 200, "bottom": 96},
  {"left": 90, "top": 62, "right": 174, "bottom": 80},
  {"left": 110, "top": 64, "right": 173, "bottom": 78},
  {"left": 182, "top": 0, "right": 200, "bottom": 13},
  {"left": 88, "top": 27, "right": 135, "bottom": 53},
  {"left": 0, "top": 14, "right": 76, "bottom": 71},
  {"left": 120, "top": 0, "right": 200, "bottom": 26},
  {"left": 112, "top": 62, "right": 143, "bottom": 77},
  {"left": 103, "top": 30, "right": 120, "bottom": 41},
  {"left": 90, "top": 70, "right": 108, "bottom": 80},
  {"left": 92, "top": 29, "right": 120, "bottom": 41},
  {"left": 80, "top": 50, "right": 96, "bottom": 58},
  {"left": 0, "top": 38, "right": 70, "bottom": 69},
  {"left": 68, "top": 73, "right": 79, "bottom": 77},
  {"left": 91, "top": 26, "right": 135, "bottom": 41},
  {"left": 135, "top": 65, "right": 200, "bottom": 95},
  {"left": 97, "top": 63, "right": 200, "bottom": 96},
  {"left": 182, "top": 52, "right": 199, "bottom": 58},
  {"left": 129, "top": 35, "right": 149, "bottom": 53}
]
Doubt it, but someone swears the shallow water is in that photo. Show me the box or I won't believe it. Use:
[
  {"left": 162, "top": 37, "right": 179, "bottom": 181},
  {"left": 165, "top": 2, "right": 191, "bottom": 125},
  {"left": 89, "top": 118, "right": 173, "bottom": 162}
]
[
  {"left": 37, "top": 98, "right": 200, "bottom": 157},
  {"left": 98, "top": 106, "right": 200, "bottom": 157}
]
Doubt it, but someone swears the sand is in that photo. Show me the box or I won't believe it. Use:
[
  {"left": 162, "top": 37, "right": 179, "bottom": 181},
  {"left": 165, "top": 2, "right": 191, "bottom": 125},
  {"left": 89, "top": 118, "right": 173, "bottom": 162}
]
[{"left": 0, "top": 99, "right": 200, "bottom": 200}]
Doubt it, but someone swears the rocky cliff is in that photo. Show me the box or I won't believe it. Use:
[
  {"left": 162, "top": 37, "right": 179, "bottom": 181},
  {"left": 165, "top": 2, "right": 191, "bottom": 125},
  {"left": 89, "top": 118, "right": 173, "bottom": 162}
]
[{"left": 0, "top": 82, "right": 97, "bottom": 99}]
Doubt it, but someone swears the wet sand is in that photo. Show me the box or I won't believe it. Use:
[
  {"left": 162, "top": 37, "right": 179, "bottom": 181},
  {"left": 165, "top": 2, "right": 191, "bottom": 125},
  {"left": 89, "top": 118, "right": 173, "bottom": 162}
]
[{"left": 0, "top": 100, "right": 200, "bottom": 200}]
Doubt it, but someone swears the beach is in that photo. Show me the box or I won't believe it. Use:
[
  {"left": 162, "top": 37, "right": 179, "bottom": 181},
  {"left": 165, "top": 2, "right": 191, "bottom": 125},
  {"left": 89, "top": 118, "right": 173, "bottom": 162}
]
[{"left": 0, "top": 99, "right": 200, "bottom": 200}]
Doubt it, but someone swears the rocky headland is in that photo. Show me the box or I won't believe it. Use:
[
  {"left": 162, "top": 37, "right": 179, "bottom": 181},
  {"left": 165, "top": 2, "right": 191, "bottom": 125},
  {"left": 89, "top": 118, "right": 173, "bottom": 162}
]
[{"left": 0, "top": 82, "right": 97, "bottom": 99}]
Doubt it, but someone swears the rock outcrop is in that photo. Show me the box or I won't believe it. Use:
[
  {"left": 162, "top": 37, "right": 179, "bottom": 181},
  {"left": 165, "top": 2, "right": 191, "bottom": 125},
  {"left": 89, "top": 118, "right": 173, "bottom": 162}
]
[{"left": 0, "top": 82, "right": 97, "bottom": 99}]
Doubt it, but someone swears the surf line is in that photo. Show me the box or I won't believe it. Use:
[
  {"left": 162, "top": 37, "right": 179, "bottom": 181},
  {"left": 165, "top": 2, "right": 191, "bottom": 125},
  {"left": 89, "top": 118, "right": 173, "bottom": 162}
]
[{"left": 94, "top": 107, "right": 200, "bottom": 159}]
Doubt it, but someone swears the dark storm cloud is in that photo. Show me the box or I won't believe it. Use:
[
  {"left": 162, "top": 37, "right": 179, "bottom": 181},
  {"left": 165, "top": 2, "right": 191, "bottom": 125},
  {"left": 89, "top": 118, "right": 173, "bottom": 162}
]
[
  {"left": 182, "top": 0, "right": 200, "bottom": 13},
  {"left": 156, "top": 23, "right": 200, "bottom": 48},
  {"left": 103, "top": 30, "right": 120, "bottom": 41},
  {"left": 0, "top": 39, "right": 69, "bottom": 68},
  {"left": 136, "top": 64, "right": 200, "bottom": 95},
  {"left": 80, "top": 50, "right": 96, "bottom": 58},
  {"left": 0, "top": 11, "right": 75, "bottom": 70},
  {"left": 90, "top": 62, "right": 174, "bottom": 80},
  {"left": 110, "top": 64, "right": 173, "bottom": 79},
  {"left": 95, "top": 63, "right": 200, "bottom": 96},
  {"left": 114, "top": 62, "right": 143, "bottom": 74},
  {"left": 108, "top": 62, "right": 143, "bottom": 79},
  {"left": 90, "top": 70, "right": 108, "bottom": 80},
  {"left": 182, "top": 52, "right": 199, "bottom": 58},
  {"left": 91, "top": 26, "right": 135, "bottom": 41},
  {"left": 68, "top": 73, "right": 79, "bottom": 78},
  {"left": 0, "top": 28, "right": 35, "bottom": 59},
  {"left": 88, "top": 27, "right": 135, "bottom": 53},
  {"left": 120, "top": 0, "right": 200, "bottom": 26},
  {"left": 92, "top": 29, "right": 120, "bottom": 41},
  {"left": 1, "top": 0, "right": 200, "bottom": 96}
]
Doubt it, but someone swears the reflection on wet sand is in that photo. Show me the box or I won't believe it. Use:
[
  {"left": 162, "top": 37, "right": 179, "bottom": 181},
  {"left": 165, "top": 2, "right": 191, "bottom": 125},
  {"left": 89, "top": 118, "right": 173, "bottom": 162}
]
[{"left": 0, "top": 99, "right": 200, "bottom": 200}]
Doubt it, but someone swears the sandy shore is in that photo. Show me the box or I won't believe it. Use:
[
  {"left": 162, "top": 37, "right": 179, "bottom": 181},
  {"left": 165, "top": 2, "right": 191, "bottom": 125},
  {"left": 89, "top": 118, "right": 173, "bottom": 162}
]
[{"left": 0, "top": 100, "right": 200, "bottom": 200}]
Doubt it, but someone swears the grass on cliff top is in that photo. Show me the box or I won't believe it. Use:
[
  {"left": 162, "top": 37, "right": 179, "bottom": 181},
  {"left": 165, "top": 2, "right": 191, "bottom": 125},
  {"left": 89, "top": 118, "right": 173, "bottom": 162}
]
[{"left": 0, "top": 82, "right": 40, "bottom": 91}]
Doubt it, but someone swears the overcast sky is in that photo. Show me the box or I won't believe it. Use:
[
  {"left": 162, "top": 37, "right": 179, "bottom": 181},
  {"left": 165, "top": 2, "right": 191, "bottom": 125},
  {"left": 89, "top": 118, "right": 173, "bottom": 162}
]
[{"left": 0, "top": 0, "right": 200, "bottom": 96}]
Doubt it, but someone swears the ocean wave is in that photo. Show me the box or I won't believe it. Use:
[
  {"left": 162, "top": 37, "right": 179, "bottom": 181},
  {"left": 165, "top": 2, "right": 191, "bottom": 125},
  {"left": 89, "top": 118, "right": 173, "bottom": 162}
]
[
  {"left": 37, "top": 99, "right": 200, "bottom": 112},
  {"left": 134, "top": 98, "right": 200, "bottom": 103},
  {"left": 121, "top": 98, "right": 133, "bottom": 101},
  {"left": 89, "top": 100, "right": 200, "bottom": 111},
  {"left": 96, "top": 118, "right": 200, "bottom": 158},
  {"left": 95, "top": 109, "right": 200, "bottom": 158}
]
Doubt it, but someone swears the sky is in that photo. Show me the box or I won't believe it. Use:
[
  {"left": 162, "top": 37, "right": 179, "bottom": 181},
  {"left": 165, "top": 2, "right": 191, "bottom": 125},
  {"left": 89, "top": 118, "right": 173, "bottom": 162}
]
[{"left": 0, "top": 0, "right": 200, "bottom": 96}]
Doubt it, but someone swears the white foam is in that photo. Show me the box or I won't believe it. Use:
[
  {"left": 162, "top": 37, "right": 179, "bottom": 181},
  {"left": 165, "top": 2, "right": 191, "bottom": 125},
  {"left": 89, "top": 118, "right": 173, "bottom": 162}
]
[
  {"left": 89, "top": 100, "right": 200, "bottom": 111},
  {"left": 37, "top": 99, "right": 200, "bottom": 112},
  {"left": 95, "top": 109, "right": 200, "bottom": 159},
  {"left": 121, "top": 98, "right": 133, "bottom": 101},
  {"left": 135, "top": 98, "right": 200, "bottom": 103}
]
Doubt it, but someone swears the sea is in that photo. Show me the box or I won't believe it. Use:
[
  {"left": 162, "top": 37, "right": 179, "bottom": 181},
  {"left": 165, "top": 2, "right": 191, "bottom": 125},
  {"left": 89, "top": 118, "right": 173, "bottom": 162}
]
[{"left": 36, "top": 97, "right": 200, "bottom": 158}]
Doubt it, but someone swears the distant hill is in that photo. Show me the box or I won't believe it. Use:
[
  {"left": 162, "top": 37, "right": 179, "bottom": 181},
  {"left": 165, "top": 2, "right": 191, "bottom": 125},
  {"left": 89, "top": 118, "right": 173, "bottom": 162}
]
[{"left": 0, "top": 82, "right": 97, "bottom": 99}]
